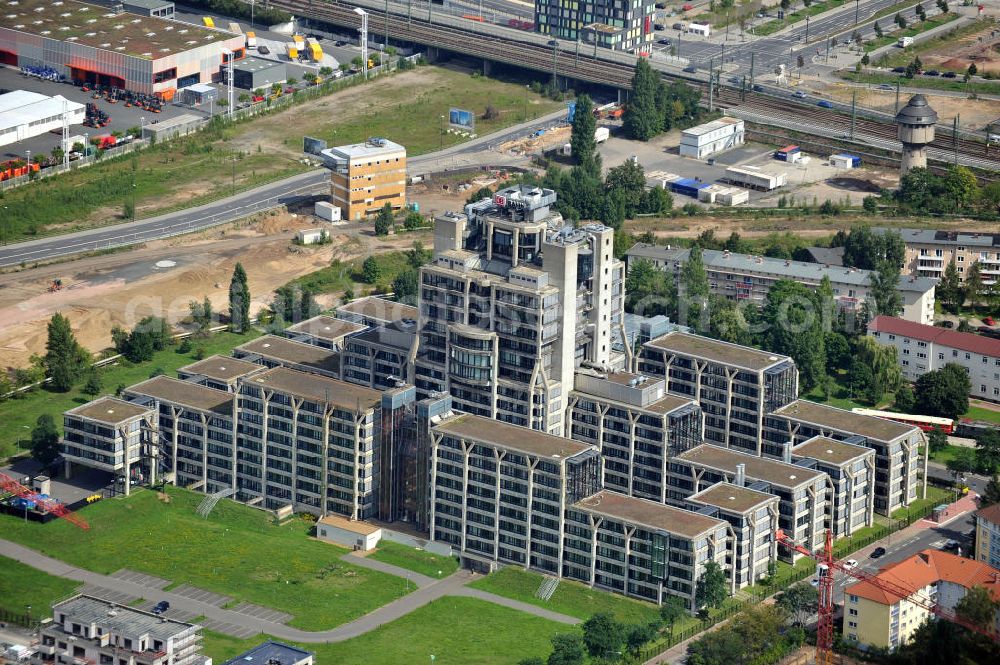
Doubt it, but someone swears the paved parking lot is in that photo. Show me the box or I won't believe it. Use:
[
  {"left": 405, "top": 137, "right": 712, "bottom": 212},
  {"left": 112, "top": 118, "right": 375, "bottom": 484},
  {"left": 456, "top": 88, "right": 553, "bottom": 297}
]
[
  {"left": 0, "top": 458, "right": 111, "bottom": 505},
  {"left": 169, "top": 584, "right": 233, "bottom": 607},
  {"left": 229, "top": 602, "right": 294, "bottom": 624},
  {"left": 78, "top": 584, "right": 139, "bottom": 607},
  {"left": 200, "top": 617, "right": 260, "bottom": 639},
  {"left": 110, "top": 569, "right": 171, "bottom": 590}
]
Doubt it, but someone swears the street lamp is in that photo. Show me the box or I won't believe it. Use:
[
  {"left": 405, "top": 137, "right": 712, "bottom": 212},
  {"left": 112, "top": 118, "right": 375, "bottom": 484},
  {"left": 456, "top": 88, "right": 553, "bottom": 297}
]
[
  {"left": 439, "top": 114, "right": 445, "bottom": 150},
  {"left": 355, "top": 8, "right": 369, "bottom": 79}
]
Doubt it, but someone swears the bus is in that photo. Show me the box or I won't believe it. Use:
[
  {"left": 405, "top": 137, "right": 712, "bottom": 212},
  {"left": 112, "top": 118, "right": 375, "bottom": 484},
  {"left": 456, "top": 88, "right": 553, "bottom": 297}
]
[{"left": 850, "top": 408, "right": 955, "bottom": 434}]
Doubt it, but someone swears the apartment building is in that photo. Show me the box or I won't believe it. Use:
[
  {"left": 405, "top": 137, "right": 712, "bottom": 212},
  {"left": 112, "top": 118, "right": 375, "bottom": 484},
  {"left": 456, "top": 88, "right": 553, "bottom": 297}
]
[
  {"left": 428, "top": 412, "right": 601, "bottom": 574},
  {"left": 235, "top": 366, "right": 384, "bottom": 518},
  {"left": 321, "top": 137, "right": 406, "bottom": 221},
  {"left": 637, "top": 331, "right": 798, "bottom": 457},
  {"left": 974, "top": 503, "right": 1000, "bottom": 569},
  {"left": 32, "top": 595, "right": 205, "bottom": 665},
  {"left": 868, "top": 315, "right": 1000, "bottom": 403},
  {"left": 61, "top": 397, "right": 157, "bottom": 496},
  {"left": 792, "top": 436, "right": 875, "bottom": 538},
  {"left": 667, "top": 444, "right": 828, "bottom": 560},
  {"left": 415, "top": 186, "right": 624, "bottom": 435},
  {"left": 685, "top": 481, "right": 779, "bottom": 589},
  {"left": 566, "top": 490, "right": 733, "bottom": 610},
  {"left": 844, "top": 550, "right": 1000, "bottom": 650},
  {"left": 123, "top": 376, "right": 236, "bottom": 495},
  {"left": 341, "top": 321, "right": 418, "bottom": 391},
  {"left": 625, "top": 245, "right": 937, "bottom": 325},
  {"left": 768, "top": 399, "right": 925, "bottom": 515},
  {"left": 535, "top": 0, "right": 656, "bottom": 51},
  {"left": 283, "top": 315, "right": 367, "bottom": 351},
  {"left": 890, "top": 228, "right": 1000, "bottom": 285},
  {"left": 177, "top": 355, "right": 263, "bottom": 392},
  {"left": 336, "top": 295, "right": 418, "bottom": 327},
  {"left": 233, "top": 335, "right": 341, "bottom": 379},
  {"left": 567, "top": 370, "right": 702, "bottom": 503}
]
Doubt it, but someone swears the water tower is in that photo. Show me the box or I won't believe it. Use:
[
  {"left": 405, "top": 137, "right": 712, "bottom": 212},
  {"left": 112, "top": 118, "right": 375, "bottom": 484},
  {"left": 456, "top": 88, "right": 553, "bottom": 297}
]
[{"left": 895, "top": 94, "right": 937, "bottom": 175}]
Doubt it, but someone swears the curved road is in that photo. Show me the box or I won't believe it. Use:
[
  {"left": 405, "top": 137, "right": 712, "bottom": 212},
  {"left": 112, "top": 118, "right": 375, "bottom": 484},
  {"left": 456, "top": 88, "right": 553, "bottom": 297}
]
[{"left": 0, "top": 108, "right": 567, "bottom": 269}]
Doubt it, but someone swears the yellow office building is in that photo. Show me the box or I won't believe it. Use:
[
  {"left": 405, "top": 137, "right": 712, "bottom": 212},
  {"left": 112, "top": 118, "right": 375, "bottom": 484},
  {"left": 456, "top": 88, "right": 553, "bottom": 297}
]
[{"left": 324, "top": 138, "right": 406, "bottom": 221}]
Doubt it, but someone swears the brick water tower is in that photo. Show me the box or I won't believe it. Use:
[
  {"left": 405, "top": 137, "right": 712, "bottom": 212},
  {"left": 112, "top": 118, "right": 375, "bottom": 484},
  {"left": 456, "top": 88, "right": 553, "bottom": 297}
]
[{"left": 895, "top": 94, "right": 937, "bottom": 175}]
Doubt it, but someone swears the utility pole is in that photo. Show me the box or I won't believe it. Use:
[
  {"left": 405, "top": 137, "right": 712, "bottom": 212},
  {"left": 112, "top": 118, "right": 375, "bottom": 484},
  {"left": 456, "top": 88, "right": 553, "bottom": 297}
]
[
  {"left": 805, "top": 14, "right": 810, "bottom": 43},
  {"left": 894, "top": 80, "right": 900, "bottom": 113},
  {"left": 407, "top": 0, "right": 412, "bottom": 25},
  {"left": 551, "top": 40, "right": 558, "bottom": 89},
  {"left": 953, "top": 115, "right": 959, "bottom": 165},
  {"left": 750, "top": 51, "right": 755, "bottom": 89},
  {"left": 385, "top": 0, "right": 389, "bottom": 51},
  {"left": 355, "top": 8, "right": 368, "bottom": 79},
  {"left": 708, "top": 57, "right": 715, "bottom": 112},
  {"left": 854, "top": 0, "right": 860, "bottom": 26},
  {"left": 850, "top": 89, "right": 856, "bottom": 140}
]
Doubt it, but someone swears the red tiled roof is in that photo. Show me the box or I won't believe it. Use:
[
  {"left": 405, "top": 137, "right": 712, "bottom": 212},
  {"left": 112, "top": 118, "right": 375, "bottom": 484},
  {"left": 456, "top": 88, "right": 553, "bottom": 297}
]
[
  {"left": 868, "top": 316, "right": 1000, "bottom": 358},
  {"left": 846, "top": 549, "right": 1000, "bottom": 605},
  {"left": 976, "top": 502, "right": 1000, "bottom": 528}
]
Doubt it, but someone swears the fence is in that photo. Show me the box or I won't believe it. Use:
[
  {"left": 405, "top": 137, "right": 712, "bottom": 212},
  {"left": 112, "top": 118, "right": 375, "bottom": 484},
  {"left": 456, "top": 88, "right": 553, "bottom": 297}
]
[
  {"left": 0, "top": 140, "right": 148, "bottom": 193},
  {"left": 0, "top": 607, "right": 38, "bottom": 630}
]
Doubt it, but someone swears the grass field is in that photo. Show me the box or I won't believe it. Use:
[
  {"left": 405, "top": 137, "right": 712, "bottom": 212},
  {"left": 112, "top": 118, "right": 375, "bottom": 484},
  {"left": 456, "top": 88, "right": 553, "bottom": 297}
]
[
  {"left": 891, "top": 485, "right": 953, "bottom": 520},
  {"left": 201, "top": 597, "right": 574, "bottom": 665},
  {"left": 862, "top": 13, "right": 961, "bottom": 53},
  {"left": 876, "top": 18, "right": 991, "bottom": 67},
  {"left": 801, "top": 369, "right": 872, "bottom": 412},
  {"left": 754, "top": 0, "right": 849, "bottom": 37},
  {"left": 368, "top": 541, "right": 459, "bottom": 579},
  {"left": 840, "top": 70, "right": 1000, "bottom": 95},
  {"left": 928, "top": 443, "right": 966, "bottom": 465},
  {"left": 468, "top": 566, "right": 660, "bottom": 626},
  {"left": 0, "top": 486, "right": 409, "bottom": 630},
  {"left": 0, "top": 330, "right": 259, "bottom": 461},
  {"left": 966, "top": 405, "right": 1000, "bottom": 425},
  {"left": 0, "top": 555, "right": 78, "bottom": 617}
]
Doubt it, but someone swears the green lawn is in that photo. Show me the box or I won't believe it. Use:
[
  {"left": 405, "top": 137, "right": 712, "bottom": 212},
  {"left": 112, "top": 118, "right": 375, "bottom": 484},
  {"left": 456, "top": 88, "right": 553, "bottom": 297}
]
[
  {"left": 754, "top": 0, "right": 849, "bottom": 37},
  {"left": 0, "top": 330, "right": 260, "bottom": 461},
  {"left": 839, "top": 70, "right": 1000, "bottom": 95},
  {"left": 928, "top": 443, "right": 967, "bottom": 465},
  {"left": 468, "top": 566, "right": 660, "bottom": 626},
  {"left": 201, "top": 597, "right": 574, "bottom": 665},
  {"left": 368, "top": 541, "right": 459, "bottom": 579},
  {"left": 891, "top": 485, "right": 953, "bottom": 520},
  {"left": 875, "top": 18, "right": 991, "bottom": 67},
  {"left": 0, "top": 486, "right": 409, "bottom": 630},
  {"left": 862, "top": 13, "right": 961, "bottom": 53},
  {"left": 801, "top": 370, "right": 871, "bottom": 412},
  {"left": 0, "top": 555, "right": 78, "bottom": 618},
  {"left": 966, "top": 405, "right": 1000, "bottom": 425}
]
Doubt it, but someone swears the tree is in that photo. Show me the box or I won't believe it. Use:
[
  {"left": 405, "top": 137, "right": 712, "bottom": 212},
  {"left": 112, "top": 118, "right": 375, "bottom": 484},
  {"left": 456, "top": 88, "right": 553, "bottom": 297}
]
[
  {"left": 895, "top": 382, "right": 916, "bottom": 413},
  {"left": 82, "top": 369, "right": 103, "bottom": 396},
  {"left": 927, "top": 426, "right": 949, "bottom": 454},
  {"left": 842, "top": 225, "right": 905, "bottom": 270},
  {"left": 915, "top": 3, "right": 926, "bottom": 21},
  {"left": 824, "top": 331, "right": 851, "bottom": 373},
  {"left": 938, "top": 260, "right": 963, "bottom": 312},
  {"left": 642, "top": 185, "right": 673, "bottom": 216},
  {"left": 659, "top": 595, "right": 687, "bottom": 634},
  {"left": 229, "top": 262, "right": 251, "bottom": 333},
  {"left": 547, "top": 633, "right": 585, "bottom": 665},
  {"left": 975, "top": 428, "right": 1000, "bottom": 475},
  {"left": 906, "top": 56, "right": 922, "bottom": 78},
  {"left": 581, "top": 612, "right": 624, "bottom": 658},
  {"left": 874, "top": 21, "right": 883, "bottom": 38},
  {"left": 362, "top": 256, "right": 382, "bottom": 284},
  {"left": 605, "top": 159, "right": 647, "bottom": 219},
  {"left": 895, "top": 12, "right": 907, "bottom": 28},
  {"left": 981, "top": 475, "right": 1000, "bottom": 507},
  {"left": 374, "top": 203, "right": 393, "bottom": 236},
  {"left": 30, "top": 414, "right": 61, "bottom": 467},
  {"left": 392, "top": 268, "right": 419, "bottom": 304},
  {"left": 404, "top": 211, "right": 425, "bottom": 230},
  {"left": 946, "top": 448, "right": 976, "bottom": 483},
  {"left": 955, "top": 585, "right": 999, "bottom": 629},
  {"left": 626, "top": 623, "right": 657, "bottom": 653},
  {"left": 780, "top": 0, "right": 790, "bottom": 8},
  {"left": 406, "top": 240, "right": 433, "bottom": 268},
  {"left": 695, "top": 561, "right": 728, "bottom": 610},
  {"left": 710, "top": 301, "right": 752, "bottom": 346},
  {"left": 623, "top": 59, "right": 663, "bottom": 141},
  {"left": 914, "top": 363, "right": 970, "bottom": 419},
  {"left": 763, "top": 279, "right": 826, "bottom": 392},
  {"left": 626, "top": 258, "right": 676, "bottom": 318},
  {"left": 44, "top": 313, "right": 90, "bottom": 392},
  {"left": 936, "top": 0, "right": 948, "bottom": 12},
  {"left": 871, "top": 262, "right": 903, "bottom": 317},
  {"left": 862, "top": 195, "right": 878, "bottom": 213},
  {"left": 680, "top": 245, "right": 711, "bottom": 333},
  {"left": 189, "top": 296, "right": 213, "bottom": 335},
  {"left": 775, "top": 583, "right": 819, "bottom": 626},
  {"left": 570, "top": 94, "right": 599, "bottom": 170},
  {"left": 965, "top": 261, "right": 985, "bottom": 308}
]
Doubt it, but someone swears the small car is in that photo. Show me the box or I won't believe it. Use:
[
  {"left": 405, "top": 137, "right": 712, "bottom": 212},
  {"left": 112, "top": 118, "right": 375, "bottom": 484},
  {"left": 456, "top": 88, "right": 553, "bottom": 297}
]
[
  {"left": 654, "top": 23, "right": 666, "bottom": 30},
  {"left": 810, "top": 577, "right": 820, "bottom": 587},
  {"left": 657, "top": 38, "right": 672, "bottom": 45},
  {"left": 878, "top": 84, "right": 894, "bottom": 90},
  {"left": 942, "top": 71, "right": 957, "bottom": 78},
  {"left": 792, "top": 90, "right": 808, "bottom": 98},
  {"left": 924, "top": 70, "right": 940, "bottom": 76},
  {"left": 334, "top": 40, "right": 346, "bottom": 47},
  {"left": 817, "top": 100, "right": 834, "bottom": 108},
  {"left": 257, "top": 45, "right": 270, "bottom": 55},
  {"left": 753, "top": 84, "right": 764, "bottom": 92},
  {"left": 683, "top": 65, "right": 698, "bottom": 73},
  {"left": 152, "top": 600, "right": 169, "bottom": 615},
  {"left": 844, "top": 559, "right": 859, "bottom": 570},
  {"left": 943, "top": 540, "right": 960, "bottom": 551},
  {"left": 983, "top": 316, "right": 995, "bottom": 326},
  {"left": 870, "top": 546, "right": 886, "bottom": 559},
  {"left": 892, "top": 66, "right": 907, "bottom": 73}
]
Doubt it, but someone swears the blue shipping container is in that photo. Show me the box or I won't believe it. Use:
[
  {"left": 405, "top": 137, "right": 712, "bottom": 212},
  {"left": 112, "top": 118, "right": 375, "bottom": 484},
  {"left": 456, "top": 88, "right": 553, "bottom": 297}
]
[{"left": 670, "top": 178, "right": 710, "bottom": 198}]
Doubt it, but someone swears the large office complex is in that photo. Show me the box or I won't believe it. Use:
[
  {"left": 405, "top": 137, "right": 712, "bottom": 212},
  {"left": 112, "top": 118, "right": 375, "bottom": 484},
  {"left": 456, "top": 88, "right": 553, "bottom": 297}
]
[
  {"left": 414, "top": 186, "right": 624, "bottom": 435},
  {"left": 625, "top": 245, "right": 937, "bottom": 325},
  {"left": 535, "top": 0, "right": 655, "bottom": 51},
  {"left": 0, "top": 0, "right": 244, "bottom": 97},
  {"left": 792, "top": 436, "right": 875, "bottom": 538},
  {"left": 322, "top": 137, "right": 407, "bottom": 221},
  {"left": 868, "top": 315, "right": 1000, "bottom": 403}
]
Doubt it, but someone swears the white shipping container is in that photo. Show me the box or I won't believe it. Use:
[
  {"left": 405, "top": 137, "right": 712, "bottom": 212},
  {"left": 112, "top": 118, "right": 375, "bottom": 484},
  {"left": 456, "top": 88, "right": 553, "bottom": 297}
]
[
  {"left": 315, "top": 201, "right": 342, "bottom": 222},
  {"left": 594, "top": 126, "right": 610, "bottom": 143},
  {"left": 297, "top": 229, "right": 325, "bottom": 244}
]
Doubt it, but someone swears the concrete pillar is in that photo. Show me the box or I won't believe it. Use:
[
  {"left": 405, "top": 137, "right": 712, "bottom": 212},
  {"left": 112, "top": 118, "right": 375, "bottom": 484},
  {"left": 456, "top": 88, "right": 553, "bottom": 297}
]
[
  {"left": 524, "top": 458, "right": 539, "bottom": 569},
  {"left": 492, "top": 448, "right": 506, "bottom": 560},
  {"left": 321, "top": 404, "right": 333, "bottom": 517},
  {"left": 171, "top": 405, "right": 180, "bottom": 481},
  {"left": 200, "top": 413, "right": 209, "bottom": 492}
]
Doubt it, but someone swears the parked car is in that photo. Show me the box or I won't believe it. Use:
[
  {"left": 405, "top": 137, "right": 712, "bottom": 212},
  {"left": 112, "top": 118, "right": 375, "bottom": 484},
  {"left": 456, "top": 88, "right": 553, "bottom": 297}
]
[
  {"left": 257, "top": 45, "right": 270, "bottom": 55},
  {"left": 983, "top": 316, "right": 995, "bottom": 326},
  {"left": 683, "top": 65, "right": 698, "bottom": 73},
  {"left": 654, "top": 23, "right": 666, "bottom": 30},
  {"left": 844, "top": 559, "right": 859, "bottom": 570},
  {"left": 152, "top": 600, "right": 170, "bottom": 615},
  {"left": 753, "top": 84, "right": 764, "bottom": 92},
  {"left": 892, "top": 66, "right": 907, "bottom": 73},
  {"left": 935, "top": 320, "right": 955, "bottom": 328},
  {"left": 943, "top": 540, "right": 960, "bottom": 551},
  {"left": 334, "top": 40, "right": 347, "bottom": 46},
  {"left": 878, "top": 84, "right": 894, "bottom": 90},
  {"left": 979, "top": 326, "right": 1000, "bottom": 340},
  {"left": 817, "top": 100, "right": 834, "bottom": 108},
  {"left": 871, "top": 546, "right": 886, "bottom": 559},
  {"left": 657, "top": 38, "right": 672, "bottom": 45},
  {"left": 924, "top": 70, "right": 940, "bottom": 76},
  {"left": 942, "top": 71, "right": 957, "bottom": 78},
  {"left": 792, "top": 90, "right": 808, "bottom": 98}
]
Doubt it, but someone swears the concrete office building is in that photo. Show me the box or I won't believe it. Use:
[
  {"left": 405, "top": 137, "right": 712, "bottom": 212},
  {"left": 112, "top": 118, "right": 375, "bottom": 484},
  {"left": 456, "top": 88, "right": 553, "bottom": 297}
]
[
  {"left": 768, "top": 399, "right": 925, "bottom": 515},
  {"left": 61, "top": 397, "right": 157, "bottom": 496},
  {"left": 415, "top": 187, "right": 625, "bottom": 435},
  {"left": 32, "top": 595, "right": 205, "bottom": 665},
  {"left": 0, "top": 90, "right": 85, "bottom": 148},
  {"left": 123, "top": 376, "right": 236, "bottom": 494},
  {"left": 868, "top": 315, "right": 1000, "bottom": 403},
  {"left": 566, "top": 490, "right": 733, "bottom": 610},
  {"left": 679, "top": 117, "right": 745, "bottom": 159},
  {"left": 322, "top": 137, "right": 406, "bottom": 221},
  {"left": 667, "top": 444, "right": 829, "bottom": 561},
  {"left": 637, "top": 332, "right": 798, "bottom": 457},
  {"left": 235, "top": 366, "right": 384, "bottom": 518},
  {"left": 336, "top": 295, "right": 418, "bottom": 327},
  {"left": 177, "top": 355, "right": 264, "bottom": 392},
  {"left": 792, "top": 436, "right": 875, "bottom": 538},
  {"left": 429, "top": 412, "right": 601, "bottom": 573},
  {"left": 889, "top": 228, "right": 1000, "bottom": 286},
  {"left": 535, "top": 0, "right": 655, "bottom": 51},
  {"left": 567, "top": 370, "right": 702, "bottom": 503},
  {"left": 233, "top": 335, "right": 341, "bottom": 378},
  {"left": 625, "top": 245, "right": 938, "bottom": 325},
  {"left": 341, "top": 321, "right": 418, "bottom": 391},
  {"left": 283, "top": 315, "right": 367, "bottom": 351},
  {"left": 0, "top": 0, "right": 245, "bottom": 97},
  {"left": 685, "top": 482, "right": 779, "bottom": 589}
]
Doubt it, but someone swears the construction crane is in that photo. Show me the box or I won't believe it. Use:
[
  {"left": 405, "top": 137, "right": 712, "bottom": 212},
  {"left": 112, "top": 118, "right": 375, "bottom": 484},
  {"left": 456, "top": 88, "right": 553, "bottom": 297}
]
[
  {"left": 775, "top": 528, "right": 997, "bottom": 665},
  {"left": 0, "top": 471, "right": 90, "bottom": 530}
]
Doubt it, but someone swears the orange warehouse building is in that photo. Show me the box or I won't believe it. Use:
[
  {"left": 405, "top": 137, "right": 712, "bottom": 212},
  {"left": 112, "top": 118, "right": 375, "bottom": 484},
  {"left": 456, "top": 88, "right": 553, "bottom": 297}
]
[{"left": 322, "top": 138, "right": 407, "bottom": 221}]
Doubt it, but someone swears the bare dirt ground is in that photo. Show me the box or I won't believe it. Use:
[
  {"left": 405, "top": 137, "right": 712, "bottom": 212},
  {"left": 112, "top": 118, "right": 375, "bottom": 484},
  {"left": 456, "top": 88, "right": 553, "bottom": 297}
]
[
  {"left": 921, "top": 22, "right": 1000, "bottom": 75},
  {"left": 0, "top": 209, "right": 418, "bottom": 370}
]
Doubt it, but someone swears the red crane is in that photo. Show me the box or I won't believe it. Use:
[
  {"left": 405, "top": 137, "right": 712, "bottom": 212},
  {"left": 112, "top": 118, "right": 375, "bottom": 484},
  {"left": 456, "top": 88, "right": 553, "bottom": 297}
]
[
  {"left": 0, "top": 471, "right": 90, "bottom": 530},
  {"left": 775, "top": 528, "right": 997, "bottom": 665}
]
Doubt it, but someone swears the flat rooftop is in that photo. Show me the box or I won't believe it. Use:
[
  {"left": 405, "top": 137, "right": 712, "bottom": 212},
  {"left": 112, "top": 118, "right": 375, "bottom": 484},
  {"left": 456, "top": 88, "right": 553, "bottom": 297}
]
[
  {"left": 337, "top": 296, "right": 418, "bottom": 324},
  {"left": 285, "top": 316, "right": 366, "bottom": 342},
  {"left": 0, "top": 0, "right": 238, "bottom": 60},
  {"left": 317, "top": 514, "right": 381, "bottom": 535},
  {"left": 125, "top": 376, "right": 232, "bottom": 416},
  {"left": 178, "top": 355, "right": 262, "bottom": 383},
  {"left": 222, "top": 641, "right": 314, "bottom": 665},
  {"left": 235, "top": 335, "right": 340, "bottom": 375},
  {"left": 67, "top": 396, "right": 151, "bottom": 425},
  {"left": 246, "top": 366, "right": 382, "bottom": 411},
  {"left": 322, "top": 138, "right": 406, "bottom": 161},
  {"left": 773, "top": 399, "right": 915, "bottom": 442},
  {"left": 575, "top": 490, "right": 725, "bottom": 539},
  {"left": 433, "top": 413, "right": 593, "bottom": 460},
  {"left": 233, "top": 56, "right": 285, "bottom": 73},
  {"left": 0, "top": 91, "right": 84, "bottom": 134},
  {"left": 645, "top": 331, "right": 789, "bottom": 371},
  {"left": 683, "top": 116, "right": 742, "bottom": 137},
  {"left": 677, "top": 444, "right": 824, "bottom": 488},
  {"left": 687, "top": 482, "right": 777, "bottom": 514},
  {"left": 793, "top": 436, "right": 874, "bottom": 466},
  {"left": 55, "top": 595, "right": 196, "bottom": 640}
]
